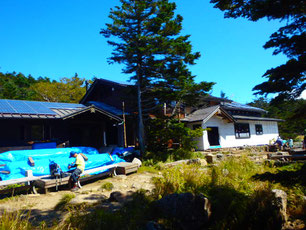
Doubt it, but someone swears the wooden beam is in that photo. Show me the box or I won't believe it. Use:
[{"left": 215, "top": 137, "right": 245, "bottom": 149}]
[{"left": 28, "top": 157, "right": 35, "bottom": 166}]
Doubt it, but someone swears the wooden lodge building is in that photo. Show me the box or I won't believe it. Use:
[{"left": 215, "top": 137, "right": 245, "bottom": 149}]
[{"left": 0, "top": 78, "right": 282, "bottom": 153}]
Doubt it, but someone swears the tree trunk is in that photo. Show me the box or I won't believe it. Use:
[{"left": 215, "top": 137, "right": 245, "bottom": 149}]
[{"left": 137, "top": 78, "right": 145, "bottom": 154}]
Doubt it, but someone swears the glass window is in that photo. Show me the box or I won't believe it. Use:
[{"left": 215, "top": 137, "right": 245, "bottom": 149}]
[
  {"left": 255, "top": 124, "right": 263, "bottom": 135},
  {"left": 234, "top": 123, "right": 250, "bottom": 139}
]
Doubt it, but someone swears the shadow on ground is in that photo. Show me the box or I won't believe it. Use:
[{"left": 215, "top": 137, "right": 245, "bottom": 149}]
[{"left": 252, "top": 163, "right": 306, "bottom": 188}]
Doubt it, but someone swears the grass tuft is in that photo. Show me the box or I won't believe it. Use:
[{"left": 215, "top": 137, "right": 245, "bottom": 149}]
[
  {"left": 54, "top": 193, "right": 76, "bottom": 211},
  {"left": 100, "top": 182, "right": 114, "bottom": 191}
]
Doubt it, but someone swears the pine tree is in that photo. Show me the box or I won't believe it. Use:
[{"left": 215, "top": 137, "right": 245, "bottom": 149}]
[
  {"left": 101, "top": 0, "right": 213, "bottom": 153},
  {"left": 211, "top": 0, "right": 305, "bottom": 101}
]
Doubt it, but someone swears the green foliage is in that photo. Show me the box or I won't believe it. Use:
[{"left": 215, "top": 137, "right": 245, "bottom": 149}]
[
  {"left": 0, "top": 211, "right": 32, "bottom": 230},
  {"left": 100, "top": 182, "right": 114, "bottom": 191},
  {"left": 211, "top": 0, "right": 305, "bottom": 101},
  {"left": 54, "top": 193, "right": 76, "bottom": 211},
  {"left": 0, "top": 71, "right": 87, "bottom": 103},
  {"left": 249, "top": 97, "right": 306, "bottom": 138},
  {"left": 146, "top": 117, "right": 203, "bottom": 161},
  {"left": 0, "top": 72, "right": 50, "bottom": 100},
  {"left": 31, "top": 74, "right": 86, "bottom": 103}
]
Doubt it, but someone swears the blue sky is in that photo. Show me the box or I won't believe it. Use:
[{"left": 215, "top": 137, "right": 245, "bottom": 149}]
[{"left": 0, "top": 0, "right": 288, "bottom": 103}]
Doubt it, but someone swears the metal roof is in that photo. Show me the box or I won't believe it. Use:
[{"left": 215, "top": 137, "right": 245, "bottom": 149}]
[
  {"left": 182, "top": 105, "right": 234, "bottom": 123},
  {"left": 0, "top": 99, "right": 85, "bottom": 119},
  {"left": 222, "top": 102, "right": 266, "bottom": 113}
]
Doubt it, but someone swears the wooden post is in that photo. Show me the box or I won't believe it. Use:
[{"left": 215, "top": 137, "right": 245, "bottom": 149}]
[{"left": 122, "top": 102, "right": 127, "bottom": 148}]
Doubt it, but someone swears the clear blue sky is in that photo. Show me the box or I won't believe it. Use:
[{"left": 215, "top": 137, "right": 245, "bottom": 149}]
[{"left": 0, "top": 0, "right": 288, "bottom": 103}]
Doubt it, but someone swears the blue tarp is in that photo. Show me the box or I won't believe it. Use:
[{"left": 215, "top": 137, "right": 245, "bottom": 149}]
[{"left": 0, "top": 147, "right": 125, "bottom": 181}]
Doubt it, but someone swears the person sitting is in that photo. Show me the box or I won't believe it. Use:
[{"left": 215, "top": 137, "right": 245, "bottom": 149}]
[{"left": 68, "top": 151, "right": 85, "bottom": 192}]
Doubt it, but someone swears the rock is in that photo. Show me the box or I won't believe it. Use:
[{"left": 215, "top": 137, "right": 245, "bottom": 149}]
[
  {"left": 187, "top": 158, "right": 207, "bottom": 167},
  {"left": 109, "top": 191, "right": 125, "bottom": 203},
  {"left": 216, "top": 153, "right": 224, "bottom": 159},
  {"left": 205, "top": 154, "right": 213, "bottom": 163},
  {"left": 272, "top": 189, "right": 288, "bottom": 224},
  {"left": 132, "top": 157, "right": 142, "bottom": 168},
  {"left": 198, "top": 158, "right": 208, "bottom": 167},
  {"left": 154, "top": 193, "right": 211, "bottom": 230},
  {"left": 109, "top": 191, "right": 134, "bottom": 203},
  {"left": 145, "top": 221, "right": 165, "bottom": 230}
]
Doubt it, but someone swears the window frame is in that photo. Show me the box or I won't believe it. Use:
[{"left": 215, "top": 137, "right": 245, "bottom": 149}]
[
  {"left": 255, "top": 124, "right": 263, "bottom": 135},
  {"left": 234, "top": 123, "right": 250, "bottom": 139}
]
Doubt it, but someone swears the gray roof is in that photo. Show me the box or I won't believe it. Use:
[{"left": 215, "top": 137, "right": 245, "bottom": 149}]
[
  {"left": 222, "top": 102, "right": 266, "bottom": 113},
  {"left": 182, "top": 105, "right": 233, "bottom": 123},
  {"left": 182, "top": 105, "right": 282, "bottom": 123},
  {"left": 232, "top": 115, "right": 283, "bottom": 122}
]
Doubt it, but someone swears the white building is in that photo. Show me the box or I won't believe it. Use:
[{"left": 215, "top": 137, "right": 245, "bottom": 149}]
[{"left": 183, "top": 100, "right": 282, "bottom": 150}]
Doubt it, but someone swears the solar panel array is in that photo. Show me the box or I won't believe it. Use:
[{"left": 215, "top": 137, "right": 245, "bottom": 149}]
[
  {"left": 223, "top": 102, "right": 266, "bottom": 112},
  {"left": 0, "top": 99, "right": 85, "bottom": 115}
]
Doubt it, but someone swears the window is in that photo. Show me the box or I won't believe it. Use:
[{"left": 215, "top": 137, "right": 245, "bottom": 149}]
[
  {"left": 234, "top": 123, "right": 250, "bottom": 139},
  {"left": 255, "top": 124, "right": 263, "bottom": 135}
]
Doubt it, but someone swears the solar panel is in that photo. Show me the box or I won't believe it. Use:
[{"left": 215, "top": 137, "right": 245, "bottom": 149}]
[
  {"left": 44, "top": 102, "right": 85, "bottom": 109},
  {"left": 7, "top": 100, "right": 36, "bottom": 114},
  {"left": 0, "top": 100, "right": 16, "bottom": 113},
  {"left": 26, "top": 101, "right": 56, "bottom": 115}
]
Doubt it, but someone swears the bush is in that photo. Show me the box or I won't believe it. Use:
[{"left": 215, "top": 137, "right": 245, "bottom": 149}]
[
  {"left": 54, "top": 193, "right": 76, "bottom": 211},
  {"left": 100, "top": 182, "right": 114, "bottom": 191},
  {"left": 0, "top": 211, "right": 32, "bottom": 230}
]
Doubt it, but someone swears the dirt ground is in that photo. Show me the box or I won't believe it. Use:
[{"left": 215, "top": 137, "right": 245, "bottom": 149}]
[{"left": 0, "top": 171, "right": 156, "bottom": 225}]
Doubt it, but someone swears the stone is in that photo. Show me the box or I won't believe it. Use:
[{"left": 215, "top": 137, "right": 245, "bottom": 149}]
[
  {"left": 154, "top": 193, "right": 211, "bottom": 230},
  {"left": 109, "top": 191, "right": 134, "bottom": 203},
  {"left": 272, "top": 189, "right": 288, "bottom": 224},
  {"left": 132, "top": 157, "right": 142, "bottom": 168},
  {"left": 186, "top": 158, "right": 207, "bottom": 167},
  {"left": 198, "top": 158, "right": 208, "bottom": 167},
  {"left": 109, "top": 191, "right": 125, "bottom": 203},
  {"left": 216, "top": 153, "right": 224, "bottom": 159},
  {"left": 205, "top": 154, "right": 213, "bottom": 163}
]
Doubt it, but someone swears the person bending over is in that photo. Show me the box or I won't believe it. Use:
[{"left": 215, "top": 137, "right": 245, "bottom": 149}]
[{"left": 68, "top": 151, "right": 85, "bottom": 191}]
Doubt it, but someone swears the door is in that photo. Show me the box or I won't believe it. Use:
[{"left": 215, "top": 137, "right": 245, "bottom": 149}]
[{"left": 207, "top": 127, "right": 220, "bottom": 146}]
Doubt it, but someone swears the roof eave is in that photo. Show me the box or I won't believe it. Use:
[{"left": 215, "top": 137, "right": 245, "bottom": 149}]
[{"left": 62, "top": 105, "right": 122, "bottom": 122}]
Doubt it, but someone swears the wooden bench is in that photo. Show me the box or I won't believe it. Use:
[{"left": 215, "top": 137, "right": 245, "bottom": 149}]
[{"left": 115, "top": 162, "right": 138, "bottom": 175}]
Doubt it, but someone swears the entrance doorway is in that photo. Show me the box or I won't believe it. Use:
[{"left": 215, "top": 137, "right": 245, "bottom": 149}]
[{"left": 207, "top": 127, "right": 220, "bottom": 146}]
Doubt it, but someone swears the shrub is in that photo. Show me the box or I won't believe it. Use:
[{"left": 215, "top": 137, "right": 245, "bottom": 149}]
[
  {"left": 54, "top": 193, "right": 76, "bottom": 211},
  {"left": 100, "top": 182, "right": 114, "bottom": 191},
  {"left": 0, "top": 211, "right": 32, "bottom": 230}
]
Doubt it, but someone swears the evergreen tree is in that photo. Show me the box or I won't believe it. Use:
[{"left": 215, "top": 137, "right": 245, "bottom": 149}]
[
  {"left": 101, "top": 0, "right": 213, "bottom": 153},
  {"left": 211, "top": 0, "right": 305, "bottom": 101}
]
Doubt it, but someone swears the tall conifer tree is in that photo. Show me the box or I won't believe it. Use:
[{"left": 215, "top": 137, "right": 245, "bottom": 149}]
[{"left": 101, "top": 0, "right": 213, "bottom": 153}]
